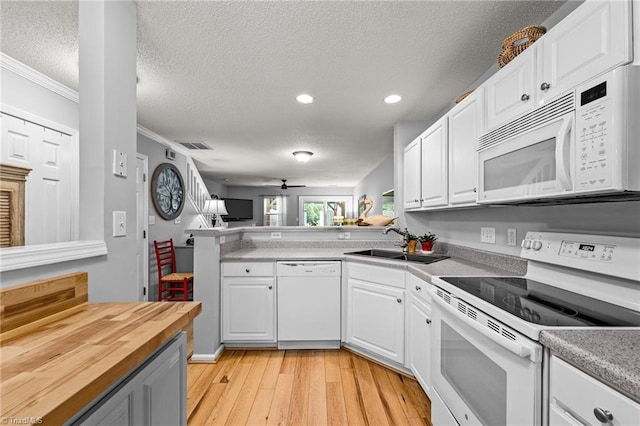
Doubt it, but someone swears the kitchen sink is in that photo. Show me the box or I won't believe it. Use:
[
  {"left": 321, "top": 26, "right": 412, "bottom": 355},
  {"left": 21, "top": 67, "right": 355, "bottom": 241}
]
[{"left": 346, "top": 249, "right": 449, "bottom": 265}]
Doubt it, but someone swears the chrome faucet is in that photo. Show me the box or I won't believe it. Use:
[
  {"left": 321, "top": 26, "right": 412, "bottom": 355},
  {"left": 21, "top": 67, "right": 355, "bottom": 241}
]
[{"left": 383, "top": 225, "right": 410, "bottom": 251}]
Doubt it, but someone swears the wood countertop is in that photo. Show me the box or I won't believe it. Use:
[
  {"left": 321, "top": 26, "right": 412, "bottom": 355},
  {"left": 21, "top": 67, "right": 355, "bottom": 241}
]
[{"left": 0, "top": 301, "right": 201, "bottom": 425}]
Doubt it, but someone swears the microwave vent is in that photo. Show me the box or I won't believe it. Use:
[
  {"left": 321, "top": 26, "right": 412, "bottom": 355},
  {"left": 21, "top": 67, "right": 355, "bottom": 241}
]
[{"left": 479, "top": 92, "right": 574, "bottom": 150}]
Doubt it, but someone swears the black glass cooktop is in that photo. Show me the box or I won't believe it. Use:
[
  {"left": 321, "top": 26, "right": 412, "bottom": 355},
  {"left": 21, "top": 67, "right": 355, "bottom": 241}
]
[{"left": 439, "top": 276, "right": 640, "bottom": 327}]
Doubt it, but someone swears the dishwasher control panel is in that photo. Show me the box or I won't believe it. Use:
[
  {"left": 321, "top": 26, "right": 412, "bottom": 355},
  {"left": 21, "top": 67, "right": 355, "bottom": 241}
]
[{"left": 276, "top": 261, "right": 341, "bottom": 276}]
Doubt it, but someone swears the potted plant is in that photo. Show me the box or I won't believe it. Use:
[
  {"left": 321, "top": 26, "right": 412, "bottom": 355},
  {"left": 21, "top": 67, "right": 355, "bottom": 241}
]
[
  {"left": 418, "top": 232, "right": 438, "bottom": 253},
  {"left": 406, "top": 233, "right": 419, "bottom": 254}
]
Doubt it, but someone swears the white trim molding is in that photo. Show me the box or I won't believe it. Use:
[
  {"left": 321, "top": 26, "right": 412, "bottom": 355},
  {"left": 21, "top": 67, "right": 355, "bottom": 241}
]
[
  {"left": 0, "top": 53, "right": 79, "bottom": 103},
  {"left": 0, "top": 241, "right": 107, "bottom": 272},
  {"left": 190, "top": 344, "right": 225, "bottom": 363}
]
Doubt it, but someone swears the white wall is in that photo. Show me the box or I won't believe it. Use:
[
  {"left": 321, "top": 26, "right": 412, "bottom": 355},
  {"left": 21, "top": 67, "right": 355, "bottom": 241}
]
[
  {"left": 352, "top": 154, "right": 394, "bottom": 217},
  {"left": 225, "top": 186, "right": 355, "bottom": 226}
]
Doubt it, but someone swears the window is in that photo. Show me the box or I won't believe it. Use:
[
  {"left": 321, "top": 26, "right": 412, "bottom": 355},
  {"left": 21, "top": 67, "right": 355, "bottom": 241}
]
[
  {"left": 298, "top": 196, "right": 353, "bottom": 227},
  {"left": 264, "top": 196, "right": 286, "bottom": 226}
]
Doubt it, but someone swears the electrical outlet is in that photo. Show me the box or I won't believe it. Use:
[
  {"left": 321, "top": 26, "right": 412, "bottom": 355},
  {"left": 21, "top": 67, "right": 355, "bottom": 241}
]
[
  {"left": 271, "top": 232, "right": 282, "bottom": 239},
  {"left": 220, "top": 236, "right": 226, "bottom": 244},
  {"left": 344, "top": 232, "right": 350, "bottom": 239},
  {"left": 481, "top": 227, "right": 496, "bottom": 244},
  {"left": 507, "top": 228, "right": 517, "bottom": 246}
]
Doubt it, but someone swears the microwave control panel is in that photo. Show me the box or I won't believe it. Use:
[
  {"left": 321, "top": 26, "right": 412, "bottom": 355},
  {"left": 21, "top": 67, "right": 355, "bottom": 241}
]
[{"left": 575, "top": 97, "right": 613, "bottom": 190}]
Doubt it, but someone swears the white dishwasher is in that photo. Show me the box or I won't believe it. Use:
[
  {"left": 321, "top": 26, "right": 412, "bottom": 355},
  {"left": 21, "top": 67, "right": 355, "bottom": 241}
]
[{"left": 276, "top": 261, "right": 341, "bottom": 349}]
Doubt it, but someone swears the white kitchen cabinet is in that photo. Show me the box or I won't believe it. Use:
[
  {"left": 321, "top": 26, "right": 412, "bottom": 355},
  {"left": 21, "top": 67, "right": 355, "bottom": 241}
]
[
  {"left": 486, "top": 48, "right": 537, "bottom": 130},
  {"left": 549, "top": 355, "right": 640, "bottom": 426},
  {"left": 70, "top": 332, "right": 187, "bottom": 426},
  {"left": 448, "top": 88, "right": 484, "bottom": 205},
  {"left": 420, "top": 116, "right": 449, "bottom": 208},
  {"left": 222, "top": 262, "right": 276, "bottom": 343},
  {"left": 346, "top": 262, "right": 405, "bottom": 364},
  {"left": 538, "top": 0, "right": 632, "bottom": 104},
  {"left": 403, "top": 137, "right": 421, "bottom": 209},
  {"left": 407, "top": 291, "right": 432, "bottom": 394},
  {"left": 486, "top": 0, "right": 632, "bottom": 131}
]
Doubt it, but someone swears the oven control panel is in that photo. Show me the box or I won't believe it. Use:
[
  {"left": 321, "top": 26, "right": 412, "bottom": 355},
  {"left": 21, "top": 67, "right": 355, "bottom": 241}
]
[
  {"left": 520, "top": 231, "right": 639, "bottom": 281},
  {"left": 558, "top": 240, "right": 615, "bottom": 262}
]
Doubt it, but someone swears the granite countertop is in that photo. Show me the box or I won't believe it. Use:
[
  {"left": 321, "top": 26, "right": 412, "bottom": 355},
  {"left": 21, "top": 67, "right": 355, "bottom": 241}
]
[
  {"left": 222, "top": 246, "right": 522, "bottom": 277},
  {"left": 540, "top": 329, "right": 640, "bottom": 403}
]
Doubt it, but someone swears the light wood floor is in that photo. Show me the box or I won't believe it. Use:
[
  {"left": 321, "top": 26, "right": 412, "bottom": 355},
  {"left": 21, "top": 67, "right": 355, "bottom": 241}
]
[{"left": 187, "top": 349, "right": 432, "bottom": 426}]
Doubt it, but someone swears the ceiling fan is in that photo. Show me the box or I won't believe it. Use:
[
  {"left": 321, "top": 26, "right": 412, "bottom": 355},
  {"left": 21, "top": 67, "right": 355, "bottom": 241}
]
[{"left": 268, "top": 179, "right": 306, "bottom": 190}]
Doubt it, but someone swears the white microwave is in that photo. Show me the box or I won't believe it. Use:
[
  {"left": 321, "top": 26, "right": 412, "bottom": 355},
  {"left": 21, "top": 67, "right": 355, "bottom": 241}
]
[{"left": 478, "top": 65, "right": 640, "bottom": 204}]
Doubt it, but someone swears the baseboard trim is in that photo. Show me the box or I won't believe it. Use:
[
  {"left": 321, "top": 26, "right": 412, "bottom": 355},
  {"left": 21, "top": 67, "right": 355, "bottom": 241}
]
[{"left": 189, "top": 344, "right": 225, "bottom": 363}]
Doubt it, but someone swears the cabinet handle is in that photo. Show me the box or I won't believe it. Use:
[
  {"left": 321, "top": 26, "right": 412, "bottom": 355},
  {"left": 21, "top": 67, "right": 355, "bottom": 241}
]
[
  {"left": 540, "top": 82, "right": 551, "bottom": 91},
  {"left": 245, "top": 269, "right": 250, "bottom": 273},
  {"left": 415, "top": 285, "right": 421, "bottom": 291},
  {"left": 520, "top": 93, "right": 530, "bottom": 101},
  {"left": 426, "top": 319, "right": 432, "bottom": 324},
  {"left": 268, "top": 285, "right": 273, "bottom": 290},
  {"left": 593, "top": 408, "right": 613, "bottom": 423},
  {"left": 397, "top": 298, "right": 402, "bottom": 303}
]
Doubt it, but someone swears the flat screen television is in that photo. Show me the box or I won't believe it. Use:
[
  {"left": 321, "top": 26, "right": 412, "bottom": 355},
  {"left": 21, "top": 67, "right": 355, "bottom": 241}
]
[{"left": 221, "top": 198, "right": 253, "bottom": 221}]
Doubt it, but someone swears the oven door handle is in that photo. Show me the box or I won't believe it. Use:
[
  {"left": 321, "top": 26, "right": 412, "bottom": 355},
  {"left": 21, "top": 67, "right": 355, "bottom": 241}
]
[{"left": 431, "top": 290, "right": 541, "bottom": 362}]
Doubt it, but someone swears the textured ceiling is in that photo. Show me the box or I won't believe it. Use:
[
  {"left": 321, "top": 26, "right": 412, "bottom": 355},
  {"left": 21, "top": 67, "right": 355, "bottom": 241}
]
[{"left": 1, "top": 0, "right": 567, "bottom": 187}]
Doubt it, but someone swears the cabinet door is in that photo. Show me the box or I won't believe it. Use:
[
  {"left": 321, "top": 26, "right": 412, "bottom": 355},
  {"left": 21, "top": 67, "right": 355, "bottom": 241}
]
[
  {"left": 485, "top": 49, "right": 536, "bottom": 131},
  {"left": 420, "top": 117, "right": 448, "bottom": 208},
  {"left": 408, "top": 294, "right": 432, "bottom": 394},
  {"left": 448, "top": 89, "right": 483, "bottom": 205},
  {"left": 539, "top": 0, "right": 632, "bottom": 104},
  {"left": 347, "top": 278, "right": 404, "bottom": 364},
  {"left": 222, "top": 277, "right": 275, "bottom": 342},
  {"left": 403, "top": 138, "right": 421, "bottom": 209}
]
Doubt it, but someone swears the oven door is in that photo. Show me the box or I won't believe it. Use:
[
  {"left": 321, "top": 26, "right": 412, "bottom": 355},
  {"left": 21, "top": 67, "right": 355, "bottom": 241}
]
[
  {"left": 478, "top": 111, "right": 574, "bottom": 203},
  {"left": 431, "top": 290, "right": 542, "bottom": 426}
]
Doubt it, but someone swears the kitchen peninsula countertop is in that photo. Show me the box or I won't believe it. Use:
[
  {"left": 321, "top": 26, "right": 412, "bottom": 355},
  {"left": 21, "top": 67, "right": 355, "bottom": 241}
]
[
  {"left": 540, "top": 329, "right": 640, "bottom": 402},
  {"left": 222, "top": 246, "right": 524, "bottom": 278},
  {"left": 0, "top": 301, "right": 201, "bottom": 424}
]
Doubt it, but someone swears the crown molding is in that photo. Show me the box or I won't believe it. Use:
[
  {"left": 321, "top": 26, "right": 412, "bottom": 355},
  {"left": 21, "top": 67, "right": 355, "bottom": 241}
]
[{"left": 1, "top": 53, "right": 79, "bottom": 103}]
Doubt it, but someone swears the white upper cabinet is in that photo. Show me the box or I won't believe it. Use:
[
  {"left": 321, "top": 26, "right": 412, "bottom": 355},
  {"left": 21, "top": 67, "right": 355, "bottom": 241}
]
[
  {"left": 420, "top": 116, "right": 449, "bottom": 208},
  {"left": 448, "top": 88, "right": 484, "bottom": 205},
  {"left": 538, "top": 0, "right": 632, "bottom": 104},
  {"left": 486, "top": 0, "right": 632, "bottom": 132},
  {"left": 486, "top": 50, "right": 537, "bottom": 130},
  {"left": 403, "top": 138, "right": 421, "bottom": 209}
]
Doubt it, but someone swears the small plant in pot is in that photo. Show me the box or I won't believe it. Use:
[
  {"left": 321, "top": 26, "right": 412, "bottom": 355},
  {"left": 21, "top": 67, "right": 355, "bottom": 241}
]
[
  {"left": 418, "top": 232, "right": 438, "bottom": 253},
  {"left": 406, "top": 233, "right": 419, "bottom": 253}
]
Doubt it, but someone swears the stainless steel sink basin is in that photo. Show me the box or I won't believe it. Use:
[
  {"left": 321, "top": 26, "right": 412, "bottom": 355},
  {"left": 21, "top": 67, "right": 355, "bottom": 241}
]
[{"left": 346, "top": 249, "right": 449, "bottom": 265}]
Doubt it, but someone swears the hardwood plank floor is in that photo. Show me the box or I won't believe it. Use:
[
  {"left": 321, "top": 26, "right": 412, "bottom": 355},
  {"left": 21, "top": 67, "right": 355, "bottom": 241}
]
[{"left": 188, "top": 349, "right": 432, "bottom": 426}]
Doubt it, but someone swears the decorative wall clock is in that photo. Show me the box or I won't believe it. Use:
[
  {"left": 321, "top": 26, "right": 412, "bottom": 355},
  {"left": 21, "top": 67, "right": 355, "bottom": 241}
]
[{"left": 151, "top": 163, "right": 185, "bottom": 220}]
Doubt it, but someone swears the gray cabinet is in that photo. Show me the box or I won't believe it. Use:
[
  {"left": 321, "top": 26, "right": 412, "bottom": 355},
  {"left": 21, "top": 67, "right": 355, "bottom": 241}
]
[{"left": 69, "top": 332, "right": 187, "bottom": 426}]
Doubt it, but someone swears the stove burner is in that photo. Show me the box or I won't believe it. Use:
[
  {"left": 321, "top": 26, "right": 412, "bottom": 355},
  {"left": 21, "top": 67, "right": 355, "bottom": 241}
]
[{"left": 438, "top": 276, "right": 640, "bottom": 327}]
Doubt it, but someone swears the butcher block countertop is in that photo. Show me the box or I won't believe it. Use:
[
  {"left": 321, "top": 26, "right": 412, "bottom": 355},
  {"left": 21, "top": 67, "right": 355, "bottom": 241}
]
[{"left": 0, "top": 273, "right": 201, "bottom": 425}]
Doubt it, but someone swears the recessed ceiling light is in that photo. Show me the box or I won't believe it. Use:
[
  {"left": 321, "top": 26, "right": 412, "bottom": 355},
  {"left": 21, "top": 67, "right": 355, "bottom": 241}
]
[
  {"left": 384, "top": 94, "right": 402, "bottom": 104},
  {"left": 293, "top": 151, "right": 313, "bottom": 162},
  {"left": 296, "top": 94, "right": 314, "bottom": 104}
]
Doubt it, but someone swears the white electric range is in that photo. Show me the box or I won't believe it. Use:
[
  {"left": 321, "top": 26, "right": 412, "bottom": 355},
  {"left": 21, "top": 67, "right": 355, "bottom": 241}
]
[{"left": 429, "top": 231, "right": 640, "bottom": 426}]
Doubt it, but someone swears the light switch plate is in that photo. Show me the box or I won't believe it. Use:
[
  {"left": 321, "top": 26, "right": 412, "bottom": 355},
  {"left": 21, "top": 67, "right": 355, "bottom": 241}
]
[
  {"left": 481, "top": 227, "right": 496, "bottom": 244},
  {"left": 149, "top": 215, "right": 155, "bottom": 225},
  {"left": 112, "top": 150, "right": 127, "bottom": 177},
  {"left": 113, "top": 211, "right": 126, "bottom": 237}
]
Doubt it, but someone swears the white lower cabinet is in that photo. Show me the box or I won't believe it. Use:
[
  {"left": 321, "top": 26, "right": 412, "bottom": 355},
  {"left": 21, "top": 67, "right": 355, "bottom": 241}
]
[
  {"left": 549, "top": 355, "right": 640, "bottom": 426},
  {"left": 222, "top": 262, "right": 276, "bottom": 343},
  {"left": 346, "top": 262, "right": 405, "bottom": 364},
  {"left": 69, "top": 332, "right": 187, "bottom": 426},
  {"left": 407, "top": 292, "right": 432, "bottom": 394}
]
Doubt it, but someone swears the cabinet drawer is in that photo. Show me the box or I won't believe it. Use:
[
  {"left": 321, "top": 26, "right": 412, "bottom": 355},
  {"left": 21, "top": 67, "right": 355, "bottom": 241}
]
[
  {"left": 222, "top": 262, "right": 274, "bottom": 277},
  {"left": 407, "top": 273, "right": 431, "bottom": 304},
  {"left": 549, "top": 356, "right": 640, "bottom": 426},
  {"left": 347, "top": 262, "right": 405, "bottom": 289}
]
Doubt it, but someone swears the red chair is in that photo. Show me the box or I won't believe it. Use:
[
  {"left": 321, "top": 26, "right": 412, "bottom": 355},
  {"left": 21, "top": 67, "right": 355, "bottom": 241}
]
[{"left": 153, "top": 239, "right": 193, "bottom": 301}]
